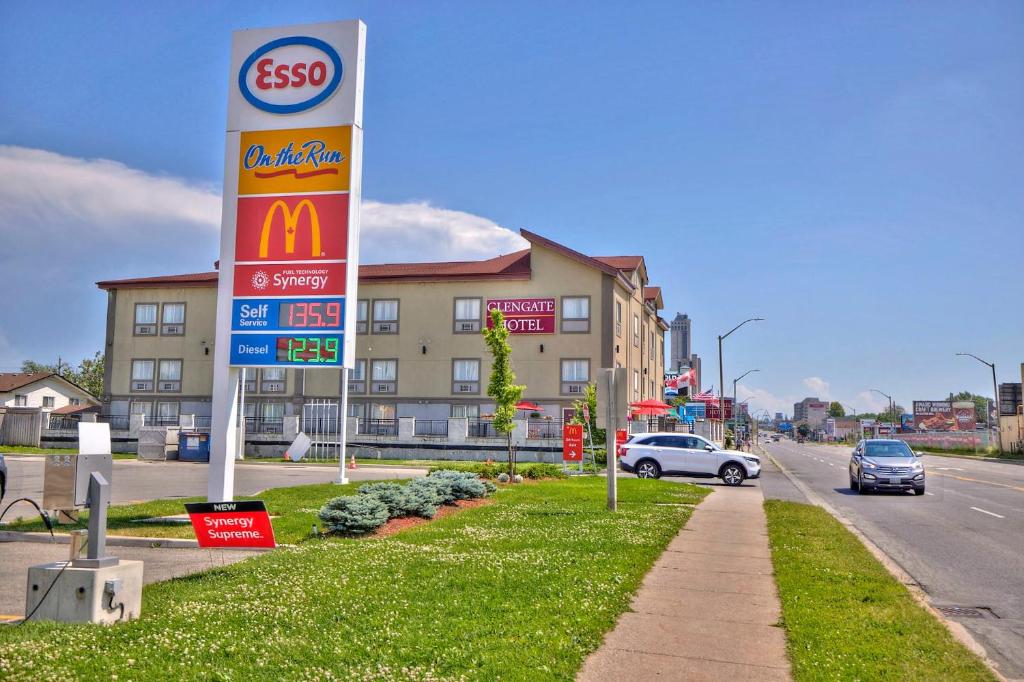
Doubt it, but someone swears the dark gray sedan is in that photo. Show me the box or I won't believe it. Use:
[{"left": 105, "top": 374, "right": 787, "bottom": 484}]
[{"left": 849, "top": 439, "right": 926, "bottom": 495}]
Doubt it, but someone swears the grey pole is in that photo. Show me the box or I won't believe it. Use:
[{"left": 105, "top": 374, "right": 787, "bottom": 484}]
[
  {"left": 605, "top": 368, "right": 617, "bottom": 511},
  {"left": 717, "top": 318, "right": 763, "bottom": 445},
  {"left": 956, "top": 353, "right": 1002, "bottom": 454}
]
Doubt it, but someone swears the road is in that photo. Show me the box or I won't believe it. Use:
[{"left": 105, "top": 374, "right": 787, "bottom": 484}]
[
  {"left": 764, "top": 439, "right": 1024, "bottom": 681},
  {"left": 0, "top": 455, "right": 426, "bottom": 519}
]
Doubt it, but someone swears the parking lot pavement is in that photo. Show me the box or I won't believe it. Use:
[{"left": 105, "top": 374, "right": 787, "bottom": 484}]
[
  {"left": 1, "top": 456, "right": 426, "bottom": 516},
  {"left": 0, "top": 541, "right": 263, "bottom": 621}
]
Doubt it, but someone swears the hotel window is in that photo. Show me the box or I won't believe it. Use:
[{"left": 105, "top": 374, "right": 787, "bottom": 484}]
[
  {"left": 371, "top": 359, "right": 398, "bottom": 394},
  {"left": 650, "top": 330, "right": 655, "bottom": 354},
  {"left": 14, "top": 394, "right": 27, "bottom": 406},
  {"left": 131, "top": 359, "right": 155, "bottom": 392},
  {"left": 43, "top": 396, "right": 55, "bottom": 408},
  {"left": 347, "top": 359, "right": 367, "bottom": 394},
  {"left": 453, "top": 297, "right": 482, "bottom": 333},
  {"left": 134, "top": 303, "right": 158, "bottom": 336},
  {"left": 356, "top": 299, "right": 369, "bottom": 334},
  {"left": 641, "top": 324, "right": 646, "bottom": 353},
  {"left": 615, "top": 300, "right": 623, "bottom": 337},
  {"left": 156, "top": 401, "right": 179, "bottom": 425},
  {"left": 452, "top": 359, "right": 481, "bottom": 395},
  {"left": 633, "top": 370, "right": 640, "bottom": 399},
  {"left": 633, "top": 314, "right": 640, "bottom": 347},
  {"left": 243, "top": 369, "right": 256, "bottom": 393},
  {"left": 161, "top": 302, "right": 186, "bottom": 336},
  {"left": 347, "top": 402, "right": 366, "bottom": 420},
  {"left": 370, "top": 402, "right": 396, "bottom": 420},
  {"left": 157, "top": 359, "right": 182, "bottom": 393},
  {"left": 372, "top": 299, "right": 399, "bottom": 334},
  {"left": 561, "top": 296, "right": 590, "bottom": 333},
  {"left": 130, "top": 401, "right": 152, "bottom": 419},
  {"left": 261, "top": 367, "right": 286, "bottom": 393},
  {"left": 560, "top": 359, "right": 590, "bottom": 395},
  {"left": 451, "top": 404, "right": 480, "bottom": 419}
]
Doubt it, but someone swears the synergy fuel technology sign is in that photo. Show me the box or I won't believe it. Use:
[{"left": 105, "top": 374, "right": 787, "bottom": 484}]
[{"left": 219, "top": 21, "right": 366, "bottom": 369}]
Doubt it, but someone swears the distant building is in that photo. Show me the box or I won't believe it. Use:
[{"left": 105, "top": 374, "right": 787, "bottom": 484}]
[
  {"left": 794, "top": 397, "right": 828, "bottom": 428},
  {"left": 670, "top": 313, "right": 691, "bottom": 371},
  {"left": 689, "top": 354, "right": 701, "bottom": 393},
  {"left": 0, "top": 372, "right": 100, "bottom": 414}
]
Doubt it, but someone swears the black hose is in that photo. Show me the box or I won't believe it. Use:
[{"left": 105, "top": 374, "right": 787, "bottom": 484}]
[{"left": 0, "top": 498, "right": 55, "bottom": 539}]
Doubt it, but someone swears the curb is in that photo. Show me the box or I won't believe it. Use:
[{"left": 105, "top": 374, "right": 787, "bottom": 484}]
[
  {"left": 0, "top": 529, "right": 270, "bottom": 551},
  {"left": 764, "top": 451, "right": 1008, "bottom": 682}
]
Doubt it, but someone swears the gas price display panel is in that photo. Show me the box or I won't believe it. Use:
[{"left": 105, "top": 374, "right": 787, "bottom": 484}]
[{"left": 230, "top": 298, "right": 345, "bottom": 367}]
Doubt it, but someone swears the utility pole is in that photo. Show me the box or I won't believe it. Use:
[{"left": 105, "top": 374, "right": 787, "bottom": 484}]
[
  {"left": 870, "top": 389, "right": 893, "bottom": 435},
  {"left": 717, "top": 318, "right": 763, "bottom": 445},
  {"left": 956, "top": 353, "right": 1002, "bottom": 454},
  {"left": 732, "top": 369, "right": 760, "bottom": 448}
]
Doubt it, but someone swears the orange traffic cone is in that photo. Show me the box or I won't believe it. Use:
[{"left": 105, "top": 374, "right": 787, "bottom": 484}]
[{"left": 347, "top": 452, "right": 357, "bottom": 470}]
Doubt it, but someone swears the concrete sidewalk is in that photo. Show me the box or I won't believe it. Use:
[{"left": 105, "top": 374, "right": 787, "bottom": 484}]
[{"left": 578, "top": 484, "right": 791, "bottom": 681}]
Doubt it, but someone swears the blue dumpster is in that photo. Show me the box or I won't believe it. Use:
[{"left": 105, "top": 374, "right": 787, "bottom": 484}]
[{"left": 178, "top": 432, "right": 210, "bottom": 462}]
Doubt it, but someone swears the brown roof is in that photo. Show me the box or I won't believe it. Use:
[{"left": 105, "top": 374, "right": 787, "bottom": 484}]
[
  {"left": 594, "top": 256, "right": 644, "bottom": 271},
  {"left": 51, "top": 403, "right": 101, "bottom": 415},
  {"left": 0, "top": 372, "right": 56, "bottom": 393},
  {"left": 96, "top": 231, "right": 653, "bottom": 293},
  {"left": 643, "top": 286, "right": 661, "bottom": 301}
]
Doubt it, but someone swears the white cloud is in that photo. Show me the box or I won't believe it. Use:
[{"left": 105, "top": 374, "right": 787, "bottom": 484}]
[
  {"left": 801, "top": 376, "right": 831, "bottom": 399},
  {"left": 0, "top": 145, "right": 527, "bottom": 264},
  {"left": 736, "top": 384, "right": 795, "bottom": 418},
  {"left": 360, "top": 200, "right": 526, "bottom": 263},
  {"left": 0, "top": 146, "right": 222, "bottom": 235},
  {"left": 856, "top": 390, "right": 890, "bottom": 413}
]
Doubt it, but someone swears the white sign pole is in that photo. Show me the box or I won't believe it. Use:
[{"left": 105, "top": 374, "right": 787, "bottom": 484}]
[
  {"left": 336, "top": 367, "right": 349, "bottom": 484},
  {"left": 604, "top": 369, "right": 617, "bottom": 511}
]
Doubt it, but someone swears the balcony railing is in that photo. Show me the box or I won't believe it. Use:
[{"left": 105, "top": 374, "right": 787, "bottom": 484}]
[
  {"left": 414, "top": 419, "right": 448, "bottom": 437},
  {"left": 245, "top": 416, "right": 284, "bottom": 434},
  {"left": 528, "top": 419, "right": 563, "bottom": 439},
  {"left": 48, "top": 414, "right": 81, "bottom": 430},
  {"left": 468, "top": 418, "right": 498, "bottom": 438},
  {"left": 97, "top": 413, "right": 131, "bottom": 431},
  {"left": 359, "top": 418, "right": 398, "bottom": 436}
]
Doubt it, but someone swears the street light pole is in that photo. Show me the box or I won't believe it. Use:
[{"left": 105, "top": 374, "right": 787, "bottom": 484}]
[
  {"left": 870, "top": 389, "right": 893, "bottom": 435},
  {"left": 717, "top": 318, "right": 763, "bottom": 445},
  {"left": 732, "top": 369, "right": 760, "bottom": 447},
  {"left": 956, "top": 352, "right": 1002, "bottom": 454}
]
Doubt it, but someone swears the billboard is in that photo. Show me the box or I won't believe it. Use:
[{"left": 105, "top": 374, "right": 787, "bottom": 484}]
[
  {"left": 220, "top": 20, "right": 365, "bottom": 369},
  {"left": 485, "top": 298, "right": 556, "bottom": 334},
  {"left": 913, "top": 401, "right": 977, "bottom": 432}
]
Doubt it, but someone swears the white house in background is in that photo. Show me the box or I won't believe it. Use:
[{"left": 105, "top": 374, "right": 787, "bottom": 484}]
[{"left": 0, "top": 373, "right": 100, "bottom": 413}]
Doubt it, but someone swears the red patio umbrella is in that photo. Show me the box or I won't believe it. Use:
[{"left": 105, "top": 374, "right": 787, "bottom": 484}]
[
  {"left": 515, "top": 401, "right": 544, "bottom": 412},
  {"left": 631, "top": 406, "right": 670, "bottom": 416},
  {"left": 629, "top": 399, "right": 673, "bottom": 410}
]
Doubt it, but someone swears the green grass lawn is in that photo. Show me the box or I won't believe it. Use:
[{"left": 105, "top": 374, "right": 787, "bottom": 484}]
[
  {"left": 764, "top": 500, "right": 995, "bottom": 681},
  {"left": 3, "top": 480, "right": 392, "bottom": 544},
  {"left": 0, "top": 477, "right": 707, "bottom": 681},
  {"left": 241, "top": 456, "right": 435, "bottom": 466}
]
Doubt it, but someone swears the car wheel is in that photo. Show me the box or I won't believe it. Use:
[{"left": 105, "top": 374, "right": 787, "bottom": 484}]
[
  {"left": 857, "top": 473, "right": 868, "bottom": 494},
  {"left": 635, "top": 459, "right": 661, "bottom": 480},
  {"left": 850, "top": 474, "right": 859, "bottom": 491},
  {"left": 720, "top": 463, "right": 745, "bottom": 486},
  {"left": 914, "top": 487, "right": 926, "bottom": 496}
]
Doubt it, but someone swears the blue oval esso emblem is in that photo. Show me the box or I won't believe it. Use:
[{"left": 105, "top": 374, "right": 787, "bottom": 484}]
[{"left": 238, "top": 36, "right": 343, "bottom": 114}]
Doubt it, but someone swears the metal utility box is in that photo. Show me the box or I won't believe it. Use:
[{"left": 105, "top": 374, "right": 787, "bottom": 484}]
[{"left": 43, "top": 454, "right": 113, "bottom": 510}]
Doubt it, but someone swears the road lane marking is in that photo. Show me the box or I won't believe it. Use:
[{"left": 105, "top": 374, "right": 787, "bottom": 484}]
[
  {"left": 828, "top": 463, "right": 835, "bottom": 467},
  {"left": 925, "top": 492, "right": 934, "bottom": 496},
  {"left": 929, "top": 472, "right": 1024, "bottom": 493},
  {"left": 970, "top": 507, "right": 1005, "bottom": 519}
]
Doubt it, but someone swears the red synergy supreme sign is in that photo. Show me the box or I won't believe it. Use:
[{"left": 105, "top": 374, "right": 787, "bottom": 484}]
[
  {"left": 486, "top": 298, "right": 556, "bottom": 334},
  {"left": 185, "top": 500, "right": 276, "bottom": 549},
  {"left": 563, "top": 423, "right": 584, "bottom": 462}
]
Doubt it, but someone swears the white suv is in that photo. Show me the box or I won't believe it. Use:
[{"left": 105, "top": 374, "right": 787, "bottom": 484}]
[{"left": 619, "top": 433, "right": 761, "bottom": 486}]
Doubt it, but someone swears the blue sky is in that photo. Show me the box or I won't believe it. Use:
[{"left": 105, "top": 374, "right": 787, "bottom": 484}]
[{"left": 1, "top": 1, "right": 1022, "bottom": 415}]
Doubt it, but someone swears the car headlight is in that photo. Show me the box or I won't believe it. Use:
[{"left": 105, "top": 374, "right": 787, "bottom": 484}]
[
  {"left": 861, "top": 459, "right": 877, "bottom": 469},
  {"left": 743, "top": 456, "right": 760, "bottom": 465},
  {"left": 911, "top": 461, "right": 924, "bottom": 471}
]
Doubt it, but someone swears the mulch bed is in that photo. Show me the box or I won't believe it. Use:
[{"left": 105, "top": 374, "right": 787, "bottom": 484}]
[{"left": 374, "top": 498, "right": 493, "bottom": 538}]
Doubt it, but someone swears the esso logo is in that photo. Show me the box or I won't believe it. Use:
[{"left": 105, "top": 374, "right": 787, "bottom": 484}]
[{"left": 238, "top": 36, "right": 343, "bottom": 114}]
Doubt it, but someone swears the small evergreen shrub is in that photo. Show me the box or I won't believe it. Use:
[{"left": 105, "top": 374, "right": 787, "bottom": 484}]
[
  {"left": 496, "top": 472, "right": 510, "bottom": 483},
  {"left": 407, "top": 477, "right": 446, "bottom": 507},
  {"left": 481, "top": 479, "right": 497, "bottom": 494},
  {"left": 318, "top": 495, "right": 389, "bottom": 535},
  {"left": 403, "top": 483, "right": 439, "bottom": 519},
  {"left": 428, "top": 470, "right": 487, "bottom": 500},
  {"left": 513, "top": 474, "right": 524, "bottom": 483},
  {"left": 358, "top": 482, "right": 412, "bottom": 518}
]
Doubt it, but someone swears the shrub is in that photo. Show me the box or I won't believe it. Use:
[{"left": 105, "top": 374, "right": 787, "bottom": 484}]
[
  {"left": 513, "top": 474, "right": 524, "bottom": 483},
  {"left": 428, "top": 470, "right": 488, "bottom": 500},
  {"left": 519, "top": 463, "right": 564, "bottom": 480},
  {"left": 407, "top": 476, "right": 452, "bottom": 506},
  {"left": 496, "top": 472, "right": 510, "bottom": 483},
  {"left": 403, "top": 483, "right": 440, "bottom": 519},
  {"left": 318, "top": 495, "right": 389, "bottom": 535},
  {"left": 429, "top": 461, "right": 568, "bottom": 480},
  {"left": 358, "top": 482, "right": 412, "bottom": 518},
  {"left": 481, "top": 479, "right": 497, "bottom": 494}
]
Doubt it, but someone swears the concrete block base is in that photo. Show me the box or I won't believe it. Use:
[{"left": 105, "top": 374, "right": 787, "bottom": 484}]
[{"left": 25, "top": 559, "right": 143, "bottom": 624}]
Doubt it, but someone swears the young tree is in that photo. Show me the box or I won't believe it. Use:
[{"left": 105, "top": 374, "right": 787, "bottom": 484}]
[
  {"left": 20, "top": 352, "right": 104, "bottom": 397},
  {"left": 828, "top": 401, "right": 845, "bottom": 418},
  {"left": 482, "top": 309, "right": 524, "bottom": 478},
  {"left": 797, "top": 423, "right": 811, "bottom": 438}
]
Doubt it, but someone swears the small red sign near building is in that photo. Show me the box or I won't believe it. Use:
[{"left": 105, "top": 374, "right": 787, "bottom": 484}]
[
  {"left": 185, "top": 500, "right": 277, "bottom": 549},
  {"left": 486, "top": 298, "right": 555, "bottom": 334},
  {"left": 615, "top": 428, "right": 628, "bottom": 456},
  {"left": 563, "top": 423, "right": 584, "bottom": 461}
]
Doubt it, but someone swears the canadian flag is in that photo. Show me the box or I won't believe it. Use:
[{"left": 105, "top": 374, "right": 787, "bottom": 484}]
[{"left": 665, "top": 369, "right": 697, "bottom": 389}]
